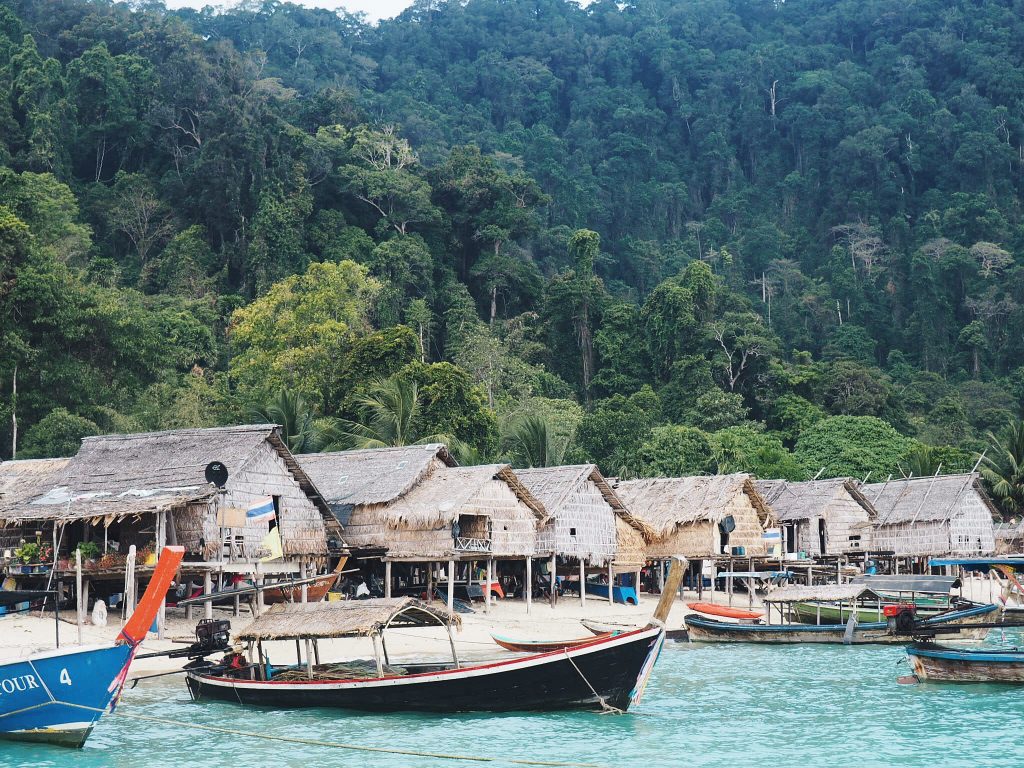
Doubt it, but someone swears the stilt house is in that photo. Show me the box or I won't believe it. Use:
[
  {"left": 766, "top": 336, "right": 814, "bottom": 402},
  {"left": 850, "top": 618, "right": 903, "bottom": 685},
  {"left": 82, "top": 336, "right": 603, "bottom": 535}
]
[
  {"left": 516, "top": 465, "right": 653, "bottom": 573},
  {"left": 614, "top": 474, "right": 773, "bottom": 559},
  {"left": 0, "top": 458, "right": 70, "bottom": 553},
  {"left": 864, "top": 473, "right": 997, "bottom": 556},
  {"left": 297, "top": 446, "right": 546, "bottom": 561},
  {"left": 0, "top": 425, "right": 337, "bottom": 569},
  {"left": 755, "top": 478, "right": 876, "bottom": 556}
]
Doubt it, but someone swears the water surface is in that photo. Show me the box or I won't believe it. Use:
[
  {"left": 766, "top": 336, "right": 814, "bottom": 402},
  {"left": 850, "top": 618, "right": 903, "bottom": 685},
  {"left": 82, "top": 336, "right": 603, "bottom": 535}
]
[{"left": 5, "top": 633, "right": 1022, "bottom": 768}]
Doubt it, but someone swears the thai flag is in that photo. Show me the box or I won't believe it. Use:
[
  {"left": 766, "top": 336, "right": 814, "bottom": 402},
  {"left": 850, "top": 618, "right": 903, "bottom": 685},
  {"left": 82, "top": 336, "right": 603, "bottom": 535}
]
[{"left": 246, "top": 496, "right": 276, "bottom": 523}]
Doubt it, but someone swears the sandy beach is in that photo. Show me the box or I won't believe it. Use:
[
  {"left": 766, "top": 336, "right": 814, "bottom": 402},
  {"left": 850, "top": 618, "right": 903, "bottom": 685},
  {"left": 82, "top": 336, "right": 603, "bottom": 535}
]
[{"left": 1, "top": 574, "right": 1012, "bottom": 678}]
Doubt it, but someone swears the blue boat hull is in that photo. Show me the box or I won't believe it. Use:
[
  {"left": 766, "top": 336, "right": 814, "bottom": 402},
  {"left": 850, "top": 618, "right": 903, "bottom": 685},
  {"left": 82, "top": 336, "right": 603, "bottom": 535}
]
[
  {"left": 0, "top": 644, "right": 134, "bottom": 747},
  {"left": 583, "top": 583, "right": 638, "bottom": 605}
]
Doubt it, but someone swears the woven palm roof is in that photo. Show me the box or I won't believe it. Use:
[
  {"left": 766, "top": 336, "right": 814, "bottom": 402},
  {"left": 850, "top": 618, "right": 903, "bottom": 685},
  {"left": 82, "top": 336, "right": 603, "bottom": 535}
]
[
  {"left": 1, "top": 425, "right": 336, "bottom": 534},
  {"left": 863, "top": 473, "right": 998, "bottom": 525},
  {"left": 236, "top": 597, "right": 460, "bottom": 640},
  {"left": 0, "top": 458, "right": 70, "bottom": 508},
  {"left": 614, "top": 474, "right": 771, "bottom": 538},
  {"left": 375, "top": 464, "right": 546, "bottom": 527},
  {"left": 755, "top": 478, "right": 876, "bottom": 522},
  {"left": 516, "top": 465, "right": 655, "bottom": 542},
  {"left": 296, "top": 444, "right": 456, "bottom": 507},
  {"left": 764, "top": 584, "right": 885, "bottom": 604}
]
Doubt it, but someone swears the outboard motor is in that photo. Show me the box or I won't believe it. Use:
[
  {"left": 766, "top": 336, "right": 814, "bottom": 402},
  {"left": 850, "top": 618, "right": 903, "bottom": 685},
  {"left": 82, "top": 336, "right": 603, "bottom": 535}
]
[{"left": 884, "top": 603, "right": 918, "bottom": 635}]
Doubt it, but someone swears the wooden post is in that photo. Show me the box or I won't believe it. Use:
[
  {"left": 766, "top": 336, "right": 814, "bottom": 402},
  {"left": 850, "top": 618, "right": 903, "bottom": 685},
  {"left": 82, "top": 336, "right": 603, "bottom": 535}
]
[
  {"left": 579, "top": 559, "right": 586, "bottom": 607},
  {"left": 525, "top": 557, "right": 532, "bottom": 614},
  {"left": 156, "top": 509, "right": 167, "bottom": 640},
  {"left": 427, "top": 562, "right": 433, "bottom": 602},
  {"left": 657, "top": 559, "right": 666, "bottom": 593},
  {"left": 199, "top": 570, "right": 210, "bottom": 620},
  {"left": 447, "top": 560, "right": 455, "bottom": 612},
  {"left": 385, "top": 560, "right": 392, "bottom": 599},
  {"left": 485, "top": 558, "right": 493, "bottom": 613},
  {"left": 652, "top": 556, "right": 687, "bottom": 625},
  {"left": 607, "top": 561, "right": 614, "bottom": 603},
  {"left": 549, "top": 553, "right": 557, "bottom": 608},
  {"left": 300, "top": 557, "right": 309, "bottom": 603},
  {"left": 255, "top": 573, "right": 265, "bottom": 616},
  {"left": 123, "top": 545, "right": 137, "bottom": 626},
  {"left": 305, "top": 638, "right": 314, "bottom": 679},
  {"left": 728, "top": 557, "right": 734, "bottom": 607},
  {"left": 75, "top": 548, "right": 83, "bottom": 645}
]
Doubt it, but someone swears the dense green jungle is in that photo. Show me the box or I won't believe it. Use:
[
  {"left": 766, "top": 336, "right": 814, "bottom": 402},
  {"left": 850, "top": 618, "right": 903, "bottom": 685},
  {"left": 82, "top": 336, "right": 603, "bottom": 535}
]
[{"left": 1, "top": 0, "right": 1024, "bottom": 514}]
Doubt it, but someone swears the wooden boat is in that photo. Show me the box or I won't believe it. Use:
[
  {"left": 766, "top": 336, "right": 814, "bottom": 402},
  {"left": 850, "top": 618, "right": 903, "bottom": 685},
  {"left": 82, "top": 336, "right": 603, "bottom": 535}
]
[
  {"left": 263, "top": 570, "right": 341, "bottom": 605},
  {"left": 581, "top": 619, "right": 640, "bottom": 636},
  {"left": 583, "top": 581, "right": 638, "bottom": 605},
  {"left": 685, "top": 602, "right": 999, "bottom": 644},
  {"left": 0, "top": 547, "right": 184, "bottom": 747},
  {"left": 185, "top": 557, "right": 689, "bottom": 713},
  {"left": 907, "top": 643, "right": 1024, "bottom": 683},
  {"left": 792, "top": 601, "right": 945, "bottom": 624},
  {"left": 491, "top": 631, "right": 615, "bottom": 653},
  {"left": 686, "top": 602, "right": 762, "bottom": 621}
]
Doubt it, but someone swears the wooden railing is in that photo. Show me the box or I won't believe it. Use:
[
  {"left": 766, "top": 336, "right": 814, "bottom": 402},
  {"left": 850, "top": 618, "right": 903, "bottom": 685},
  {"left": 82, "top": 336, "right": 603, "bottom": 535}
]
[{"left": 453, "top": 536, "right": 491, "bottom": 552}]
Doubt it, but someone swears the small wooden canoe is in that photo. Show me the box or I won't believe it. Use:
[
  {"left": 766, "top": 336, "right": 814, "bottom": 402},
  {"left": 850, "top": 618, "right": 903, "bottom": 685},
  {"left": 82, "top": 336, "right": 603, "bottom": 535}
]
[
  {"left": 264, "top": 571, "right": 340, "bottom": 605},
  {"left": 581, "top": 619, "right": 639, "bottom": 636},
  {"left": 687, "top": 601, "right": 763, "bottom": 620},
  {"left": 491, "top": 631, "right": 614, "bottom": 653}
]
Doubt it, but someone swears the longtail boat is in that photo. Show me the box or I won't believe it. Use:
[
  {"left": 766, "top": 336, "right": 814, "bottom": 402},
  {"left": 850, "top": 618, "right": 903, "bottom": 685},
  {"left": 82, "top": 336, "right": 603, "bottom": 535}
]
[
  {"left": 686, "top": 602, "right": 762, "bottom": 621},
  {"left": 186, "top": 556, "right": 689, "bottom": 713},
  {"left": 906, "top": 643, "right": 1024, "bottom": 683},
  {"left": 0, "top": 546, "right": 184, "bottom": 747},
  {"left": 491, "top": 631, "right": 615, "bottom": 653},
  {"left": 686, "top": 602, "right": 998, "bottom": 644},
  {"left": 581, "top": 619, "right": 640, "bottom": 636}
]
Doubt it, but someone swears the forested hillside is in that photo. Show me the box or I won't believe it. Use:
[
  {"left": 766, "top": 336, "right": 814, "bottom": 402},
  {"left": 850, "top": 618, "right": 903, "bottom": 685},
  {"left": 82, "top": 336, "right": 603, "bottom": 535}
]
[{"left": 2, "top": 0, "right": 1023, "bottom": 513}]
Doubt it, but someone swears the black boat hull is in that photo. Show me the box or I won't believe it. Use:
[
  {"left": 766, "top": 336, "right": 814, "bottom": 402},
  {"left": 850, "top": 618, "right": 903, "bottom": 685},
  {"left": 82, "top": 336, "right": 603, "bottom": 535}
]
[{"left": 186, "top": 626, "right": 662, "bottom": 713}]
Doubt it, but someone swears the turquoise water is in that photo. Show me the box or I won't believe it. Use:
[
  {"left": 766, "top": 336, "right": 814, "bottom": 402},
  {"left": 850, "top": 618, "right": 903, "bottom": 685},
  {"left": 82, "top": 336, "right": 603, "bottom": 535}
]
[{"left": 5, "top": 634, "right": 1024, "bottom": 768}]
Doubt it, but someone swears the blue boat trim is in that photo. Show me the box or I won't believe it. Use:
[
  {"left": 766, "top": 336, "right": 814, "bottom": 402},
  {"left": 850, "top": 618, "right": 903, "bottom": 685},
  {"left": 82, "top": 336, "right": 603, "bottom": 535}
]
[
  {"left": 908, "top": 645, "right": 1024, "bottom": 663},
  {"left": 687, "top": 602, "right": 998, "bottom": 633}
]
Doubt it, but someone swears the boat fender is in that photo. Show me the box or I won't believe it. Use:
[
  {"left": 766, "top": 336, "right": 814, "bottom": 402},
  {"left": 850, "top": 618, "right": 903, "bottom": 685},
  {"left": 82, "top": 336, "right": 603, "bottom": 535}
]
[
  {"left": 842, "top": 612, "right": 857, "bottom": 645},
  {"left": 92, "top": 599, "right": 108, "bottom": 627}
]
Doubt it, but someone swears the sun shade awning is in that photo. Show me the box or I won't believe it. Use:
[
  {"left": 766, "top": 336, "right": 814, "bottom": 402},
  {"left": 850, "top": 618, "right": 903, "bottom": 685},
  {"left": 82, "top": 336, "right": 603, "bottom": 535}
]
[
  {"left": 236, "top": 597, "right": 460, "bottom": 641},
  {"left": 765, "top": 584, "right": 885, "bottom": 604},
  {"left": 851, "top": 574, "right": 959, "bottom": 594}
]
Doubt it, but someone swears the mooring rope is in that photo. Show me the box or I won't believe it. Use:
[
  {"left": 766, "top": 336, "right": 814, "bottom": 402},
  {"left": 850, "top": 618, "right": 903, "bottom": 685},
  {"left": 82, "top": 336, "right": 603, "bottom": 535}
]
[
  {"left": 115, "top": 710, "right": 606, "bottom": 767},
  {"left": 562, "top": 650, "right": 624, "bottom": 715}
]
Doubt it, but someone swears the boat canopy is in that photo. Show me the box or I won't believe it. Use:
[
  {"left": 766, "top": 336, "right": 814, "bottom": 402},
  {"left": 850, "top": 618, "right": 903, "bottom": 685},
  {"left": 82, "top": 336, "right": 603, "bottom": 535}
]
[
  {"left": 851, "top": 574, "right": 959, "bottom": 594},
  {"left": 765, "top": 584, "right": 886, "bottom": 604},
  {"left": 236, "top": 597, "right": 461, "bottom": 641},
  {"left": 931, "top": 557, "right": 1024, "bottom": 571}
]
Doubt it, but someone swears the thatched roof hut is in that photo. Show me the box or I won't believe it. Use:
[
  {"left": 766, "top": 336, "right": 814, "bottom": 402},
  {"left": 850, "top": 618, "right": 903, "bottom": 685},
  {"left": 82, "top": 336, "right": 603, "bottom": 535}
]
[
  {"left": 764, "top": 583, "right": 885, "bottom": 604},
  {"left": 516, "top": 465, "right": 653, "bottom": 570},
  {"left": 995, "top": 521, "right": 1024, "bottom": 555},
  {"left": 1, "top": 425, "right": 337, "bottom": 560},
  {"left": 296, "top": 444, "right": 456, "bottom": 528},
  {"left": 863, "top": 473, "right": 997, "bottom": 556},
  {"left": 755, "top": 478, "right": 876, "bottom": 556},
  {"left": 0, "top": 458, "right": 71, "bottom": 551},
  {"left": 298, "top": 446, "right": 545, "bottom": 561},
  {"left": 615, "top": 474, "right": 773, "bottom": 559},
  {"left": 236, "top": 597, "right": 460, "bottom": 641}
]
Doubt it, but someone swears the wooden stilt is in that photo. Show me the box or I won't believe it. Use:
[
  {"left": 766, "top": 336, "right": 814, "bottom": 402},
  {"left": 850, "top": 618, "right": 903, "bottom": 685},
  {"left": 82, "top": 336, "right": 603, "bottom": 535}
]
[
  {"left": 305, "top": 638, "right": 314, "bottom": 679},
  {"left": 485, "top": 558, "right": 493, "bottom": 613},
  {"left": 525, "top": 556, "right": 532, "bottom": 614},
  {"left": 550, "top": 553, "right": 557, "bottom": 608},
  {"left": 579, "top": 559, "right": 586, "bottom": 607},
  {"left": 300, "top": 557, "right": 309, "bottom": 603},
  {"left": 447, "top": 560, "right": 455, "bottom": 612},
  {"left": 607, "top": 561, "right": 614, "bottom": 603},
  {"left": 385, "top": 560, "right": 392, "bottom": 598},
  {"left": 427, "top": 561, "right": 433, "bottom": 602},
  {"left": 204, "top": 570, "right": 213, "bottom": 620},
  {"left": 75, "top": 549, "right": 83, "bottom": 645},
  {"left": 156, "top": 509, "right": 167, "bottom": 640}
]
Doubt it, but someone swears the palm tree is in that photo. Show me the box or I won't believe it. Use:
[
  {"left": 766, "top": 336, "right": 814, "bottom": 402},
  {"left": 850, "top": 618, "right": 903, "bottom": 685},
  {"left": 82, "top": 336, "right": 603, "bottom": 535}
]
[
  {"left": 982, "top": 419, "right": 1024, "bottom": 516},
  {"left": 502, "top": 412, "right": 566, "bottom": 468},
  {"left": 323, "top": 377, "right": 449, "bottom": 450},
  {"left": 900, "top": 444, "right": 943, "bottom": 478},
  {"left": 250, "top": 389, "right": 321, "bottom": 453}
]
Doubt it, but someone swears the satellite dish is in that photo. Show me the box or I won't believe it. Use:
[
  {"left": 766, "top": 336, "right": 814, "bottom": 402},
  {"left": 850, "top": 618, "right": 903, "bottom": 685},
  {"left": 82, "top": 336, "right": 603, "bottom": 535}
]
[{"left": 205, "top": 461, "right": 229, "bottom": 488}]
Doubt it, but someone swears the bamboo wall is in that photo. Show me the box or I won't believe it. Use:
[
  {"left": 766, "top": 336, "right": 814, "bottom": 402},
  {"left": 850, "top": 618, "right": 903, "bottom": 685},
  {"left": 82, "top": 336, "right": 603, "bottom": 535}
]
[
  {"left": 536, "top": 481, "right": 617, "bottom": 564},
  {"left": 647, "top": 492, "right": 766, "bottom": 559},
  {"left": 873, "top": 494, "right": 995, "bottom": 556}
]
